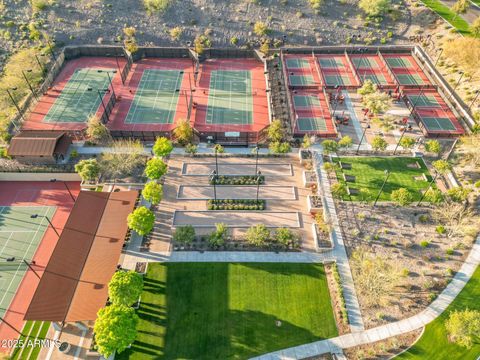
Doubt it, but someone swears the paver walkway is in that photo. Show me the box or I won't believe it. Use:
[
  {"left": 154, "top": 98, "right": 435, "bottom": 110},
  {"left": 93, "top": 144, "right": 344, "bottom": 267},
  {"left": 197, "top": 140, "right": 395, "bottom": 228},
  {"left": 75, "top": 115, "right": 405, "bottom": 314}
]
[
  {"left": 313, "top": 149, "right": 365, "bottom": 333},
  {"left": 177, "top": 185, "right": 297, "bottom": 200},
  {"left": 251, "top": 233, "right": 480, "bottom": 360}
]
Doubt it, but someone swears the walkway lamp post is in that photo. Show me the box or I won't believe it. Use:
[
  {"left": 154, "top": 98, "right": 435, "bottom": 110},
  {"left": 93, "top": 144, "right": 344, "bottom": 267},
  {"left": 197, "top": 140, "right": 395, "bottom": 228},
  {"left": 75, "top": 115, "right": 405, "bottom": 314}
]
[
  {"left": 393, "top": 126, "right": 408, "bottom": 155},
  {"left": 254, "top": 146, "right": 259, "bottom": 175},
  {"left": 256, "top": 170, "right": 262, "bottom": 203},
  {"left": 210, "top": 170, "right": 217, "bottom": 202},
  {"left": 22, "top": 69, "right": 38, "bottom": 100},
  {"left": 373, "top": 170, "right": 390, "bottom": 207},
  {"left": 30, "top": 214, "right": 60, "bottom": 237},
  {"left": 356, "top": 123, "right": 370, "bottom": 155},
  {"left": 50, "top": 179, "right": 76, "bottom": 202},
  {"left": 214, "top": 146, "right": 219, "bottom": 175},
  {"left": 417, "top": 171, "right": 439, "bottom": 206}
]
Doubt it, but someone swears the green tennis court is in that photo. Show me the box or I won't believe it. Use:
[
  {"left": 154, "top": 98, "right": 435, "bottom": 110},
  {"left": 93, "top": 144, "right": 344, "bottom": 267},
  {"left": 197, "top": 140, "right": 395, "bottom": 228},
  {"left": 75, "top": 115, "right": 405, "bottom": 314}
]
[
  {"left": 43, "top": 68, "right": 114, "bottom": 123},
  {"left": 205, "top": 70, "right": 253, "bottom": 125},
  {"left": 360, "top": 74, "right": 387, "bottom": 85},
  {"left": 385, "top": 57, "right": 413, "bottom": 68},
  {"left": 319, "top": 58, "right": 343, "bottom": 68},
  {"left": 396, "top": 73, "right": 425, "bottom": 86},
  {"left": 293, "top": 95, "right": 321, "bottom": 108},
  {"left": 421, "top": 117, "right": 457, "bottom": 131},
  {"left": 286, "top": 58, "right": 310, "bottom": 69},
  {"left": 352, "top": 57, "right": 379, "bottom": 69},
  {"left": 289, "top": 74, "right": 315, "bottom": 86},
  {"left": 297, "top": 117, "right": 327, "bottom": 131},
  {"left": 324, "top": 74, "right": 352, "bottom": 86},
  {"left": 0, "top": 206, "right": 56, "bottom": 319},
  {"left": 125, "top": 69, "right": 183, "bottom": 124},
  {"left": 408, "top": 94, "right": 441, "bottom": 107}
]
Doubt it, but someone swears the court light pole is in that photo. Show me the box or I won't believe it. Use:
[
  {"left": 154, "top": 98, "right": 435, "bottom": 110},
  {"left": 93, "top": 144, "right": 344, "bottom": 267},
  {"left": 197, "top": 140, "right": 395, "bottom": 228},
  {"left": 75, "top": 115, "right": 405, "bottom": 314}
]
[
  {"left": 256, "top": 170, "right": 262, "bottom": 203},
  {"left": 468, "top": 90, "right": 480, "bottom": 112},
  {"left": 30, "top": 214, "right": 60, "bottom": 237},
  {"left": 393, "top": 126, "right": 407, "bottom": 155},
  {"left": 356, "top": 123, "right": 370, "bottom": 154},
  {"left": 434, "top": 48, "right": 443, "bottom": 67},
  {"left": 22, "top": 69, "right": 38, "bottom": 100},
  {"left": 98, "top": 69, "right": 117, "bottom": 99},
  {"left": 50, "top": 178, "right": 76, "bottom": 202},
  {"left": 6, "top": 87, "right": 25, "bottom": 123},
  {"left": 373, "top": 170, "right": 390, "bottom": 207},
  {"left": 417, "top": 171, "right": 439, "bottom": 206},
  {"left": 447, "top": 71, "right": 464, "bottom": 102},
  {"left": 47, "top": 39, "right": 57, "bottom": 62}
]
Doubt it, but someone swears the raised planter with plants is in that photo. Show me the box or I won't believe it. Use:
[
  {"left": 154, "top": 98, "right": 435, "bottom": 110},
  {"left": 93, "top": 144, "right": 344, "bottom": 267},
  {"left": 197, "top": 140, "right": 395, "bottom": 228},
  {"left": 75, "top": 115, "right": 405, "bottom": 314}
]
[
  {"left": 207, "top": 199, "right": 266, "bottom": 210},
  {"left": 307, "top": 195, "right": 323, "bottom": 214},
  {"left": 299, "top": 149, "right": 312, "bottom": 164},
  {"left": 303, "top": 171, "right": 317, "bottom": 187},
  {"left": 210, "top": 175, "right": 265, "bottom": 185}
]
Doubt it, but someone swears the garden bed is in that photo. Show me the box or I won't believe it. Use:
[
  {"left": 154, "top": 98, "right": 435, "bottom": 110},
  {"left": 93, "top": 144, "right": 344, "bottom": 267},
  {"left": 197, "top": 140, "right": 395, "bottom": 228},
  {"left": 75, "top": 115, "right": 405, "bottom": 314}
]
[
  {"left": 307, "top": 195, "right": 323, "bottom": 214},
  {"left": 303, "top": 171, "right": 318, "bottom": 187},
  {"left": 210, "top": 175, "right": 265, "bottom": 185},
  {"left": 207, "top": 199, "right": 266, "bottom": 211}
]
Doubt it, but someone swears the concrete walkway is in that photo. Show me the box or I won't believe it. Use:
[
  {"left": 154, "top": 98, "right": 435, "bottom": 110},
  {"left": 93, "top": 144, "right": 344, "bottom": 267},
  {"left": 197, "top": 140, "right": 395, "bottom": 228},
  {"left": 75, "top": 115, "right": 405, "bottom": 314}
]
[
  {"left": 252, "top": 234, "right": 480, "bottom": 359},
  {"left": 313, "top": 150, "right": 365, "bottom": 333}
]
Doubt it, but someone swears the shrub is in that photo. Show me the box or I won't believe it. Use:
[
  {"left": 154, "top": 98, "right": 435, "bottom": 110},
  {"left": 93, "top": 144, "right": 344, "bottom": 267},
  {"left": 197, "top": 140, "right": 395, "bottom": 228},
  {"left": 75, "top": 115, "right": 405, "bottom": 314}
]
[
  {"left": 185, "top": 143, "right": 197, "bottom": 155},
  {"left": 245, "top": 224, "right": 270, "bottom": 246},
  {"left": 75, "top": 159, "right": 100, "bottom": 182},
  {"left": 425, "top": 139, "right": 441, "bottom": 154},
  {"left": 331, "top": 183, "right": 348, "bottom": 199},
  {"left": 169, "top": 26, "right": 183, "bottom": 40},
  {"left": 173, "top": 225, "right": 195, "bottom": 244},
  {"left": 269, "top": 141, "right": 291, "bottom": 154},
  {"left": 267, "top": 119, "right": 285, "bottom": 142},
  {"left": 208, "top": 223, "right": 228, "bottom": 248},
  {"left": 371, "top": 136, "right": 388, "bottom": 151},
  {"left": 446, "top": 248, "right": 454, "bottom": 255},
  {"left": 359, "top": 0, "right": 391, "bottom": 16},
  {"left": 253, "top": 21, "right": 269, "bottom": 36},
  {"left": 445, "top": 309, "right": 480, "bottom": 348},
  {"left": 275, "top": 227, "right": 298, "bottom": 248},
  {"left": 420, "top": 240, "right": 430, "bottom": 248},
  {"left": 436, "top": 225, "right": 446, "bottom": 234},
  {"left": 391, "top": 188, "right": 413, "bottom": 206},
  {"left": 399, "top": 136, "right": 415, "bottom": 149},
  {"left": 357, "top": 79, "right": 377, "bottom": 96},
  {"left": 152, "top": 137, "right": 173, "bottom": 157},
  {"left": 309, "top": 0, "right": 323, "bottom": 9},
  {"left": 194, "top": 34, "right": 212, "bottom": 55},
  {"left": 173, "top": 119, "right": 193, "bottom": 145},
  {"left": 207, "top": 199, "right": 265, "bottom": 211},
  {"left": 211, "top": 175, "right": 265, "bottom": 186},
  {"left": 432, "top": 159, "right": 451, "bottom": 175},
  {"left": 446, "top": 187, "right": 470, "bottom": 203},
  {"left": 144, "top": 0, "right": 172, "bottom": 14}
]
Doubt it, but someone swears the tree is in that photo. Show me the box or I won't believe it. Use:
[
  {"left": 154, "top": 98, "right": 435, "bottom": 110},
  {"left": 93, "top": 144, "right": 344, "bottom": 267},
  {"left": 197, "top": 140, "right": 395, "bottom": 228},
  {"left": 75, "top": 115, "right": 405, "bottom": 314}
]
[
  {"left": 152, "top": 137, "right": 173, "bottom": 157},
  {"left": 445, "top": 309, "right": 480, "bottom": 348},
  {"left": 141, "top": 181, "right": 163, "bottom": 205},
  {"left": 359, "top": 0, "right": 391, "bottom": 17},
  {"left": 86, "top": 115, "right": 111, "bottom": 145},
  {"left": 173, "top": 225, "right": 195, "bottom": 244},
  {"left": 194, "top": 34, "right": 212, "bottom": 55},
  {"left": 432, "top": 159, "right": 451, "bottom": 175},
  {"left": 424, "top": 188, "right": 444, "bottom": 204},
  {"left": 362, "top": 91, "right": 391, "bottom": 115},
  {"left": 302, "top": 134, "right": 312, "bottom": 149},
  {"left": 185, "top": 143, "right": 197, "bottom": 155},
  {"left": 275, "top": 227, "right": 298, "bottom": 248},
  {"left": 433, "top": 201, "right": 473, "bottom": 238},
  {"left": 75, "top": 159, "right": 100, "bottom": 182},
  {"left": 391, "top": 188, "right": 413, "bottom": 206},
  {"left": 399, "top": 136, "right": 415, "bottom": 149},
  {"left": 253, "top": 21, "right": 269, "bottom": 36},
  {"left": 425, "top": 139, "right": 441, "bottom": 155},
  {"left": 351, "top": 248, "right": 400, "bottom": 306},
  {"left": 331, "top": 183, "right": 348, "bottom": 199},
  {"left": 173, "top": 119, "right": 193, "bottom": 145},
  {"left": 373, "top": 115, "right": 395, "bottom": 132},
  {"left": 322, "top": 140, "right": 338, "bottom": 155},
  {"left": 208, "top": 223, "right": 228, "bottom": 248},
  {"left": 94, "top": 305, "right": 138, "bottom": 358},
  {"left": 144, "top": 158, "right": 168, "bottom": 180},
  {"left": 338, "top": 135, "right": 353, "bottom": 150},
  {"left": 269, "top": 141, "right": 291, "bottom": 154},
  {"left": 108, "top": 271, "right": 144, "bottom": 306},
  {"left": 127, "top": 206, "right": 155, "bottom": 236},
  {"left": 371, "top": 136, "right": 388, "bottom": 151},
  {"left": 245, "top": 224, "right": 270, "bottom": 246},
  {"left": 451, "top": 0, "right": 470, "bottom": 20},
  {"left": 471, "top": 17, "right": 480, "bottom": 37},
  {"left": 267, "top": 119, "right": 285, "bottom": 142},
  {"left": 357, "top": 79, "right": 377, "bottom": 96}
]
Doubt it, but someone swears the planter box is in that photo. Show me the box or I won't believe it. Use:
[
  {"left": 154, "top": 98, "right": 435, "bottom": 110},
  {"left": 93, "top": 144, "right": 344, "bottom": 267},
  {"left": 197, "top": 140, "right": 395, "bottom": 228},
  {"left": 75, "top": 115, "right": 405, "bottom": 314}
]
[
  {"left": 303, "top": 171, "right": 317, "bottom": 187},
  {"left": 312, "top": 223, "right": 333, "bottom": 251},
  {"left": 298, "top": 149, "right": 312, "bottom": 164},
  {"left": 307, "top": 195, "right": 323, "bottom": 214}
]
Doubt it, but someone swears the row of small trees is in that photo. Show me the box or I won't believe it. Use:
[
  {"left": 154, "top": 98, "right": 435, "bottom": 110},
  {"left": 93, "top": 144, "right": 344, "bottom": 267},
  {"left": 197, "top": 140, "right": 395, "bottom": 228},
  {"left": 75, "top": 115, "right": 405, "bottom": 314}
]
[{"left": 93, "top": 271, "right": 144, "bottom": 357}]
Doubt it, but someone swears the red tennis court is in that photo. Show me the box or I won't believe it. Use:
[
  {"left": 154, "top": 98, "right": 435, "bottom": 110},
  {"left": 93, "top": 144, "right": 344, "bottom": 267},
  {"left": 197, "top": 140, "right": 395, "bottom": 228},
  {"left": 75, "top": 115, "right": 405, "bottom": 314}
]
[
  {"left": 316, "top": 54, "right": 359, "bottom": 88},
  {"left": 382, "top": 54, "right": 431, "bottom": 86},
  {"left": 349, "top": 54, "right": 396, "bottom": 87},
  {"left": 0, "top": 181, "right": 80, "bottom": 354},
  {"left": 193, "top": 59, "right": 269, "bottom": 136},
  {"left": 283, "top": 55, "right": 323, "bottom": 88},
  {"left": 21, "top": 57, "right": 125, "bottom": 133},
  {"left": 291, "top": 90, "right": 336, "bottom": 136},
  {"left": 108, "top": 58, "right": 194, "bottom": 133}
]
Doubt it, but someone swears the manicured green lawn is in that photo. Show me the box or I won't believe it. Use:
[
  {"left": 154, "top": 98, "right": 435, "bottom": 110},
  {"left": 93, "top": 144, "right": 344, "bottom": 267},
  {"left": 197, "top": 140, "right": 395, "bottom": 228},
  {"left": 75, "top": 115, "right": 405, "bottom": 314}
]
[
  {"left": 117, "top": 263, "right": 338, "bottom": 360},
  {"left": 420, "top": 0, "right": 473, "bottom": 36},
  {"left": 396, "top": 266, "right": 480, "bottom": 359},
  {"left": 333, "top": 157, "right": 432, "bottom": 202},
  {"left": 11, "top": 321, "right": 51, "bottom": 360}
]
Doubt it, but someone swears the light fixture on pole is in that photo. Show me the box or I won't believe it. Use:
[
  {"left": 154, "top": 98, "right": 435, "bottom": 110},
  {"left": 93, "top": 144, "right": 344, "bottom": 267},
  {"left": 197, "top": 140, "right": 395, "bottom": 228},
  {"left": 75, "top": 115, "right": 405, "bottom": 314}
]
[
  {"left": 31, "top": 214, "right": 60, "bottom": 237},
  {"left": 417, "top": 171, "right": 439, "bottom": 206},
  {"left": 356, "top": 123, "right": 370, "bottom": 154},
  {"left": 6, "top": 87, "right": 25, "bottom": 123},
  {"left": 50, "top": 178, "right": 76, "bottom": 202},
  {"left": 393, "top": 126, "right": 408, "bottom": 155},
  {"left": 22, "top": 69, "right": 38, "bottom": 100},
  {"left": 373, "top": 170, "right": 390, "bottom": 207},
  {"left": 256, "top": 170, "right": 262, "bottom": 203},
  {"left": 210, "top": 170, "right": 217, "bottom": 201},
  {"left": 97, "top": 69, "right": 117, "bottom": 99},
  {"left": 254, "top": 145, "right": 259, "bottom": 175}
]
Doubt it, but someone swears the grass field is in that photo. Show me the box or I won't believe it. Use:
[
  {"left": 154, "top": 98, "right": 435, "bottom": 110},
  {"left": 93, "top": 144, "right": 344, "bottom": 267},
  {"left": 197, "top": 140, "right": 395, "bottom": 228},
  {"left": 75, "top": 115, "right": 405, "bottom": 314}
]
[
  {"left": 10, "top": 321, "right": 51, "bottom": 360},
  {"left": 420, "top": 0, "right": 472, "bottom": 36},
  {"left": 333, "top": 157, "right": 432, "bottom": 202},
  {"left": 117, "top": 263, "right": 337, "bottom": 360},
  {"left": 396, "top": 266, "right": 480, "bottom": 359}
]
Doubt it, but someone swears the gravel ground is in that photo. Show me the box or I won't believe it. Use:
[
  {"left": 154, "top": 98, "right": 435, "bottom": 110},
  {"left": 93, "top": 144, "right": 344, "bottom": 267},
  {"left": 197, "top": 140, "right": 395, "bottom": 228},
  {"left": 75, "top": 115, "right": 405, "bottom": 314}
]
[{"left": 0, "top": 0, "right": 412, "bottom": 68}]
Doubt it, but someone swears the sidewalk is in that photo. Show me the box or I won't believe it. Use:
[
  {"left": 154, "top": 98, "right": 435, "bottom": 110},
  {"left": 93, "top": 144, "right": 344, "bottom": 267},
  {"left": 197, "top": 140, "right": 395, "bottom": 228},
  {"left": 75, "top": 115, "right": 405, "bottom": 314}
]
[{"left": 251, "top": 233, "right": 480, "bottom": 359}]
